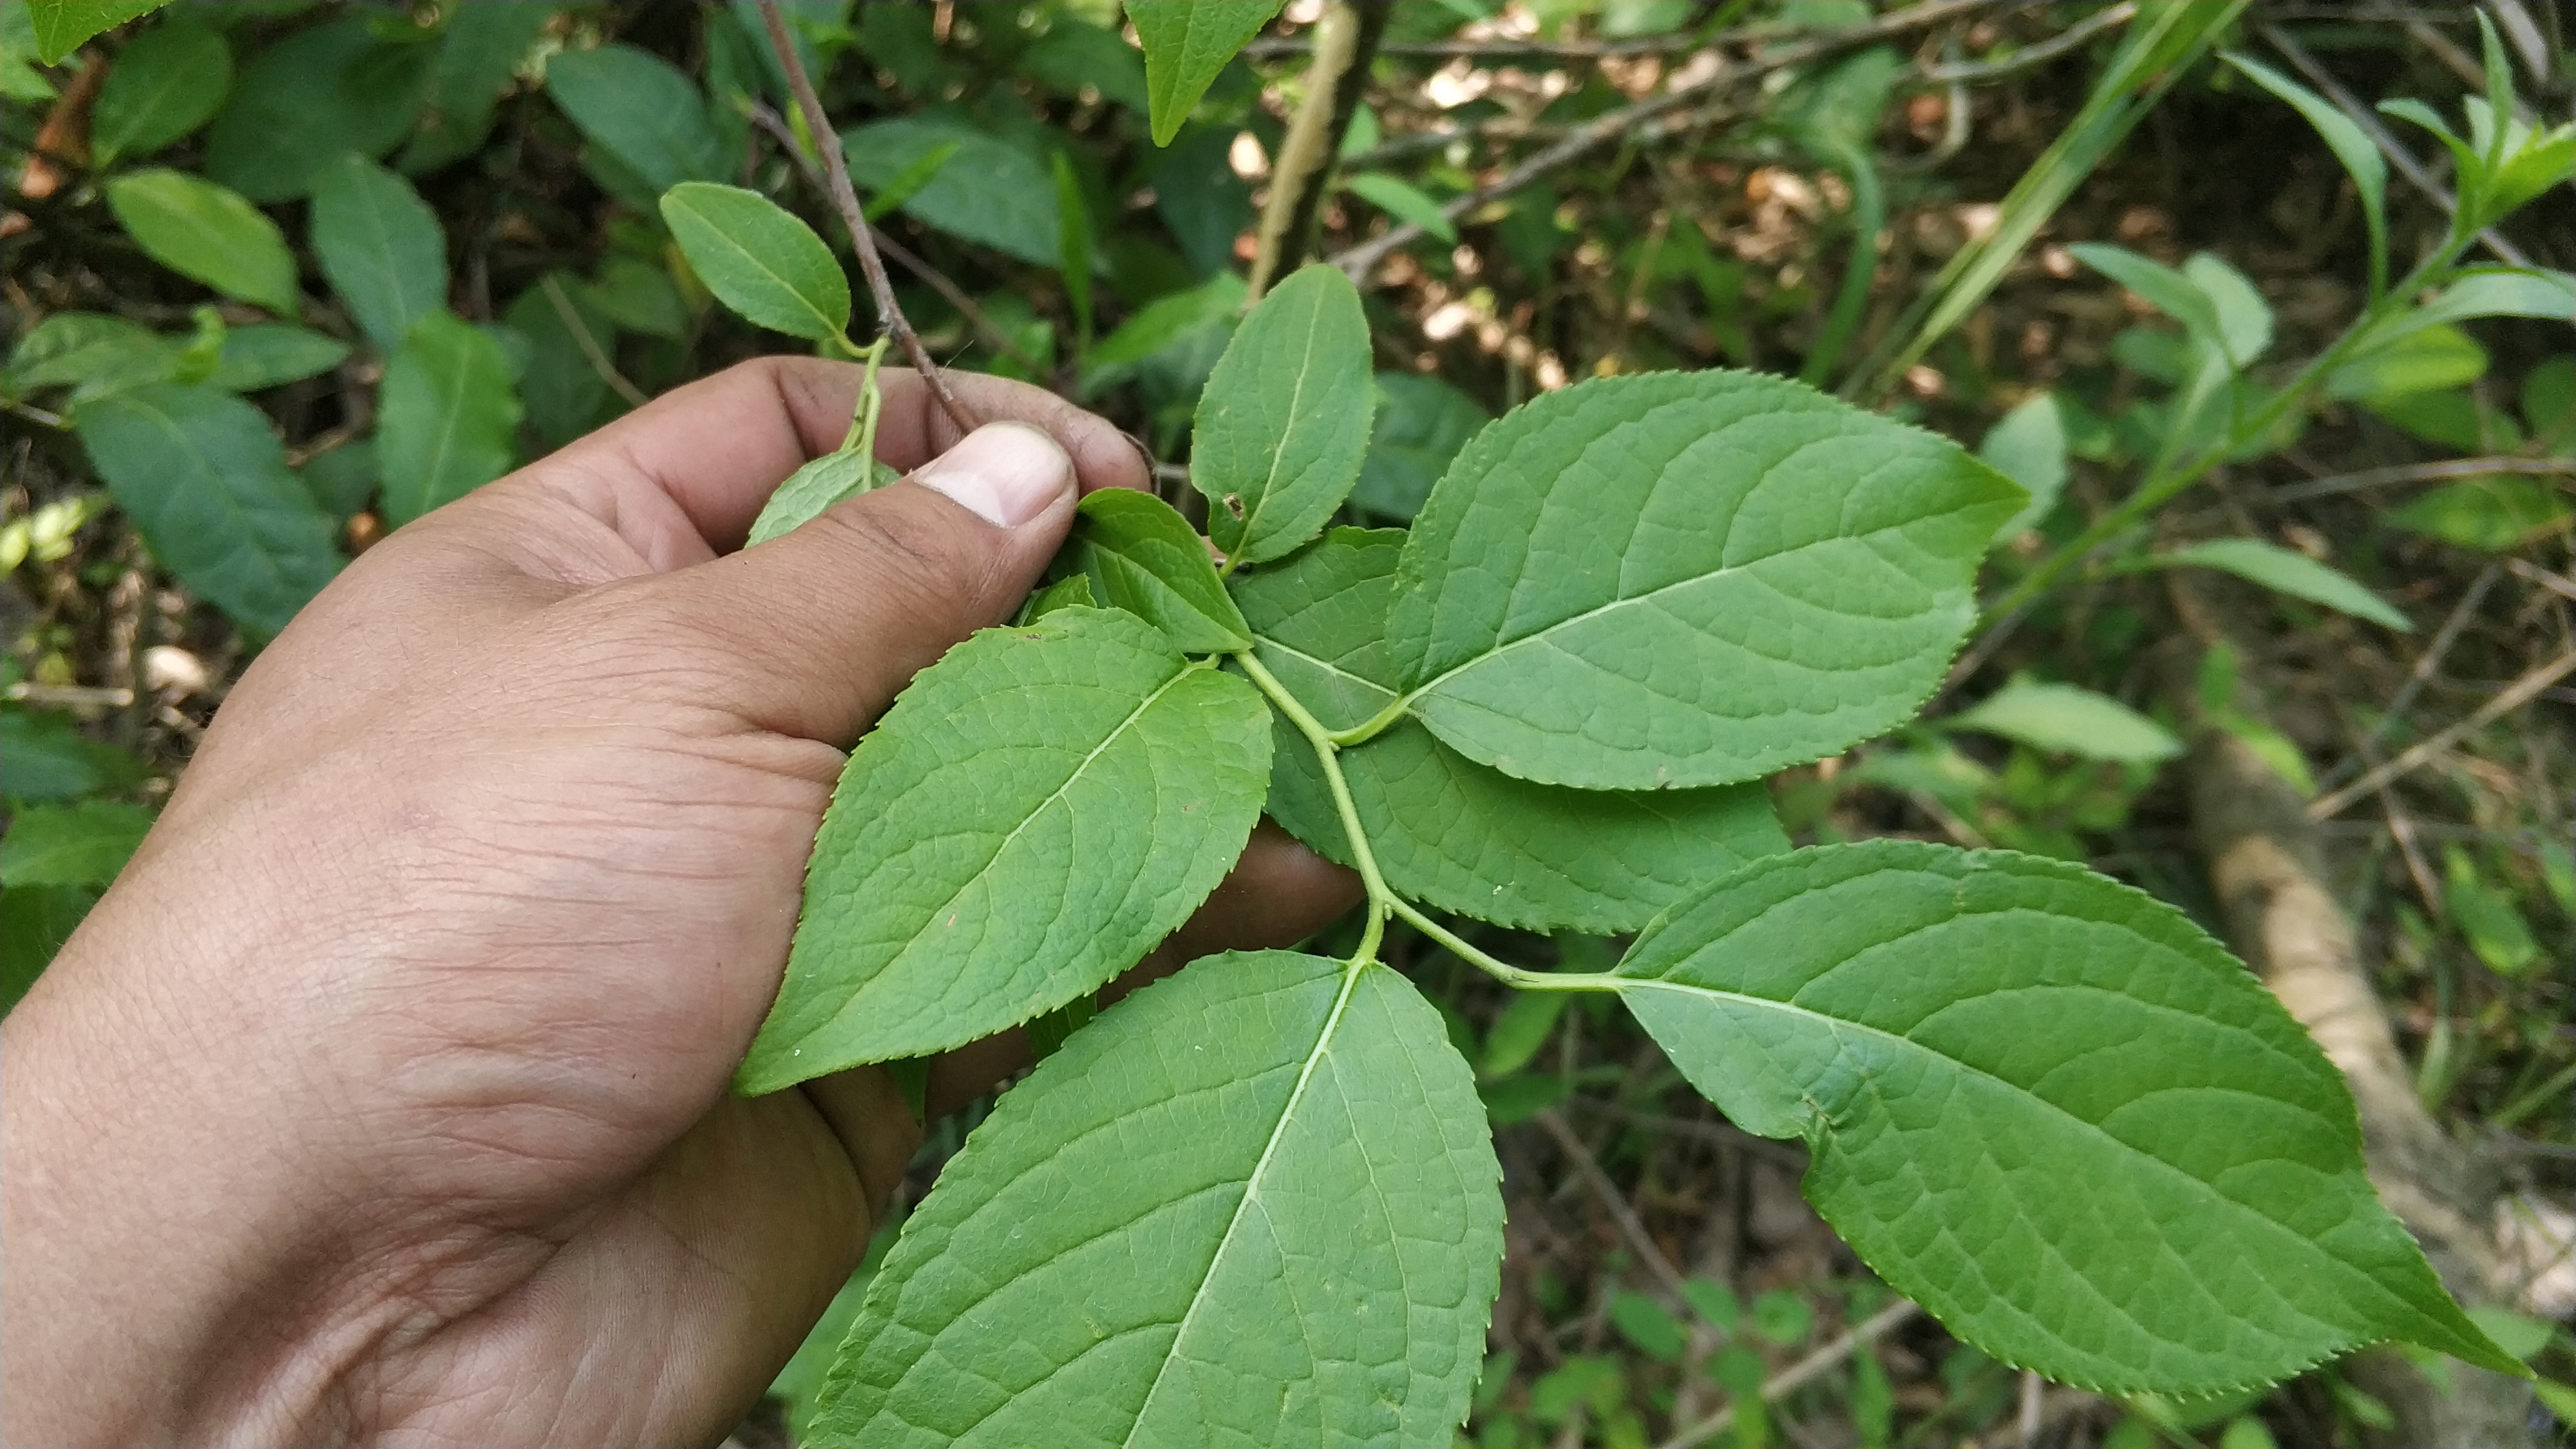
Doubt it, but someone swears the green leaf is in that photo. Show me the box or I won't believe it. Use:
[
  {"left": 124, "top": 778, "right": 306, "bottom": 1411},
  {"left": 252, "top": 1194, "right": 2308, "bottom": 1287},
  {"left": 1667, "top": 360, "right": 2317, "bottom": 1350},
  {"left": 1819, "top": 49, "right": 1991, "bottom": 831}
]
[
  {"left": 0, "top": 710, "right": 145, "bottom": 802},
  {"left": 2326, "top": 323, "right": 2486, "bottom": 402},
  {"left": 1128, "top": 0, "right": 1281, "bottom": 146},
  {"left": 1613, "top": 840, "right": 2523, "bottom": 1393},
  {"left": 0, "top": 0, "right": 55, "bottom": 102},
  {"left": 1979, "top": 392, "right": 2069, "bottom": 541},
  {"left": 737, "top": 608, "right": 1272, "bottom": 1090},
  {"left": 2524, "top": 356, "right": 2575, "bottom": 447},
  {"left": 206, "top": 323, "right": 349, "bottom": 393},
  {"left": 1354, "top": 372, "right": 1488, "bottom": 521},
  {"left": 1750, "top": 1289, "right": 1814, "bottom": 1347},
  {"left": 299, "top": 439, "right": 378, "bottom": 518},
  {"left": 809, "top": 949, "right": 1503, "bottom": 1447},
  {"left": 2224, "top": 54, "right": 2386, "bottom": 294},
  {"left": 25, "top": 0, "right": 161, "bottom": 62},
  {"left": 2068, "top": 243, "right": 2224, "bottom": 346},
  {"left": 104, "top": 169, "right": 299, "bottom": 315},
  {"left": 2388, "top": 476, "right": 2571, "bottom": 552},
  {"left": 1087, "top": 271, "right": 1247, "bottom": 369},
  {"left": 588, "top": 256, "right": 688, "bottom": 339},
  {"left": 1016, "top": 16, "right": 1150, "bottom": 115},
  {"left": 203, "top": 16, "right": 432, "bottom": 202},
  {"left": 1052, "top": 151, "right": 1093, "bottom": 342},
  {"left": 1243, "top": 529, "right": 1788, "bottom": 931},
  {"left": 310, "top": 152, "right": 449, "bottom": 351},
  {"left": 88, "top": 17, "right": 228, "bottom": 164},
  {"left": 1681, "top": 1279, "right": 1741, "bottom": 1334},
  {"left": 2443, "top": 847, "right": 2540, "bottom": 976},
  {"left": 1387, "top": 370, "right": 2023, "bottom": 790},
  {"left": 660, "top": 182, "right": 850, "bottom": 342},
  {"left": 545, "top": 43, "right": 728, "bottom": 194},
  {"left": 1480, "top": 989, "right": 1567, "bottom": 1079},
  {"left": 2181, "top": 253, "right": 2271, "bottom": 368},
  {"left": 1946, "top": 679, "right": 2181, "bottom": 764},
  {"left": 402, "top": 0, "right": 557, "bottom": 173},
  {"left": 75, "top": 383, "right": 341, "bottom": 634},
  {"left": 746, "top": 449, "right": 900, "bottom": 547},
  {"left": 377, "top": 310, "right": 523, "bottom": 526},
  {"left": 503, "top": 276, "right": 614, "bottom": 448},
  {"left": 2159, "top": 539, "right": 2411, "bottom": 632},
  {"left": 1191, "top": 265, "right": 1373, "bottom": 567},
  {"left": 1345, "top": 171, "right": 1458, "bottom": 243},
  {"left": 1056, "top": 489, "right": 1251, "bottom": 654},
  {"left": 842, "top": 117, "right": 1061, "bottom": 266},
  {"left": 0, "top": 799, "right": 152, "bottom": 887},
  {"left": 1611, "top": 1291, "right": 1688, "bottom": 1361},
  {"left": 1, "top": 882, "right": 97, "bottom": 1014},
  {"left": 1015, "top": 573, "right": 1096, "bottom": 624},
  {"left": 858, "top": 140, "right": 958, "bottom": 224},
  {"left": 3, "top": 312, "right": 173, "bottom": 397}
]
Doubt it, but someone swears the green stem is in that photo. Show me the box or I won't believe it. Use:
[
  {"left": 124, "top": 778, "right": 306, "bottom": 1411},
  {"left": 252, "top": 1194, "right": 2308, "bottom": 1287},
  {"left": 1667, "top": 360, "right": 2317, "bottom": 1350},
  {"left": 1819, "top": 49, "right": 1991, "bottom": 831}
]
[
  {"left": 1235, "top": 651, "right": 1390, "bottom": 967},
  {"left": 1387, "top": 898, "right": 1623, "bottom": 994},
  {"left": 1325, "top": 694, "right": 1408, "bottom": 748}
]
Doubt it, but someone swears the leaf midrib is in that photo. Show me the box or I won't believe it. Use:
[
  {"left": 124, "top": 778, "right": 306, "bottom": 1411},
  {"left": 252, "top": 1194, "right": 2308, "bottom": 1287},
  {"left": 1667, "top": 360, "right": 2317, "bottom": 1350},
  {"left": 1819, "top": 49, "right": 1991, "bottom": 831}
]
[
  {"left": 404, "top": 331, "right": 477, "bottom": 515},
  {"left": 676, "top": 194, "right": 836, "bottom": 335},
  {"left": 112, "top": 392, "right": 303, "bottom": 612},
  {"left": 1121, "top": 957, "right": 1367, "bottom": 1445},
  {"left": 1230, "top": 290, "right": 1329, "bottom": 551}
]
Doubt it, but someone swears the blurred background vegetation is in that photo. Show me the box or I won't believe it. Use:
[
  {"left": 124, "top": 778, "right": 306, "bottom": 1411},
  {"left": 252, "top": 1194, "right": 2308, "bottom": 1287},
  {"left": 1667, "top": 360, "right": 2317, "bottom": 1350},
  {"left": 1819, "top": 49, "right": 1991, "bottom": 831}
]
[{"left": 3, "top": 1, "right": 2571, "bottom": 1445}]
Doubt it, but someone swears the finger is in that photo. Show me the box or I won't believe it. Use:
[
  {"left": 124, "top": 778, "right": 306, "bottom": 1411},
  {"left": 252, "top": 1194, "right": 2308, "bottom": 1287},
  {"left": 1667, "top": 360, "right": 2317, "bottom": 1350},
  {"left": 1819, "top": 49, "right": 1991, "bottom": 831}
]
[
  {"left": 536, "top": 357, "right": 1146, "bottom": 556},
  {"left": 596, "top": 421, "right": 1079, "bottom": 743}
]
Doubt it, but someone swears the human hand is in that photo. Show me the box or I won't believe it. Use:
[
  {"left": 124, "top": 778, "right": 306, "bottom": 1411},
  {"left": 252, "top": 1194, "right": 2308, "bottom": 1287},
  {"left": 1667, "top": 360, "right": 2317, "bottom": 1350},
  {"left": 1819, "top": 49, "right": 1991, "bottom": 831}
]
[{"left": 0, "top": 359, "right": 1360, "bottom": 1446}]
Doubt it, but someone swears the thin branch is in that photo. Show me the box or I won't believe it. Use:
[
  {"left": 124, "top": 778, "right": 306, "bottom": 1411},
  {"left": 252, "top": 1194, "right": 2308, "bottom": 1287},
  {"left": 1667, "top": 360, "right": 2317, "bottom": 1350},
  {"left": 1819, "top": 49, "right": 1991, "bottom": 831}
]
[
  {"left": 2309, "top": 647, "right": 2576, "bottom": 819},
  {"left": 2316, "top": 562, "right": 2499, "bottom": 791},
  {"left": 1533, "top": 1108, "right": 1692, "bottom": 1303},
  {"left": 541, "top": 276, "right": 650, "bottom": 408},
  {"left": 1918, "top": 2, "right": 2136, "bottom": 83},
  {"left": 2264, "top": 454, "right": 2574, "bottom": 505},
  {"left": 1649, "top": 1299, "right": 1923, "bottom": 1449},
  {"left": 752, "top": 0, "right": 976, "bottom": 433},
  {"left": 1247, "top": 1, "right": 1387, "bottom": 299}
]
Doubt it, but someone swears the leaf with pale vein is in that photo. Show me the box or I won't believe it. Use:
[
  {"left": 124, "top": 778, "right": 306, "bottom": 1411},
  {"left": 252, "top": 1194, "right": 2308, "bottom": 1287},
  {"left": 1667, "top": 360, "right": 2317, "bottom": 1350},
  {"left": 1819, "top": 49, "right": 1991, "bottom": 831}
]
[
  {"left": 1388, "top": 370, "right": 2022, "bottom": 790},
  {"left": 104, "top": 169, "right": 301, "bottom": 315},
  {"left": 310, "top": 153, "right": 449, "bottom": 350},
  {"left": 1056, "top": 489, "right": 1251, "bottom": 654},
  {"left": 810, "top": 949, "right": 1502, "bottom": 1448},
  {"left": 660, "top": 182, "right": 852, "bottom": 342},
  {"left": 1193, "top": 264, "right": 1373, "bottom": 565},
  {"left": 1128, "top": 0, "right": 1280, "bottom": 146},
  {"left": 737, "top": 608, "right": 1271, "bottom": 1090},
  {"left": 379, "top": 310, "right": 523, "bottom": 524},
  {"left": 1614, "top": 840, "right": 2521, "bottom": 1393}
]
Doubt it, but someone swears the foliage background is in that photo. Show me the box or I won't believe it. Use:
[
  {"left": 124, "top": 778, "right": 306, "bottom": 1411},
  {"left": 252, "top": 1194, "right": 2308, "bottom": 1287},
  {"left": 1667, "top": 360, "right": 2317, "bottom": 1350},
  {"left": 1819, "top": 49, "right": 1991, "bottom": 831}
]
[{"left": 3, "top": 1, "right": 2571, "bottom": 1444}]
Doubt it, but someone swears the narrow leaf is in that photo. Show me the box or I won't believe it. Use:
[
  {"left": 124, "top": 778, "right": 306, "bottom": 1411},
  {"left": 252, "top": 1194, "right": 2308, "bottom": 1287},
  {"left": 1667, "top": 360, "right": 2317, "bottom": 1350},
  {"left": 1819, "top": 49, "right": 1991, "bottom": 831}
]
[
  {"left": 1615, "top": 841, "right": 2522, "bottom": 1392},
  {"left": 659, "top": 182, "right": 851, "bottom": 342},
  {"left": 2224, "top": 53, "right": 2387, "bottom": 294},
  {"left": 1946, "top": 679, "right": 2182, "bottom": 763},
  {"left": 26, "top": 0, "right": 161, "bottom": 62},
  {"left": 1056, "top": 489, "right": 1251, "bottom": 654},
  {"left": 88, "top": 17, "right": 227, "bottom": 164},
  {"left": 378, "top": 310, "right": 523, "bottom": 525},
  {"left": 1128, "top": 0, "right": 1280, "bottom": 146},
  {"left": 206, "top": 324, "right": 350, "bottom": 393},
  {"left": 104, "top": 169, "right": 299, "bottom": 315},
  {"left": 310, "top": 152, "right": 450, "bottom": 350},
  {"left": 1347, "top": 171, "right": 1459, "bottom": 243},
  {"left": 545, "top": 43, "right": 728, "bottom": 194},
  {"left": 1193, "top": 263, "right": 1374, "bottom": 566},
  {"left": 746, "top": 448, "right": 898, "bottom": 547},
  {"left": 2161, "top": 539, "right": 2412, "bottom": 631},
  {"left": 0, "top": 799, "right": 153, "bottom": 887},
  {"left": 75, "top": 383, "right": 341, "bottom": 634},
  {"left": 2067, "top": 243, "right": 2225, "bottom": 345},
  {"left": 1978, "top": 392, "right": 2068, "bottom": 541},
  {"left": 1387, "top": 370, "right": 2023, "bottom": 790},
  {"left": 811, "top": 950, "right": 1503, "bottom": 1448},
  {"left": 737, "top": 608, "right": 1271, "bottom": 1090}
]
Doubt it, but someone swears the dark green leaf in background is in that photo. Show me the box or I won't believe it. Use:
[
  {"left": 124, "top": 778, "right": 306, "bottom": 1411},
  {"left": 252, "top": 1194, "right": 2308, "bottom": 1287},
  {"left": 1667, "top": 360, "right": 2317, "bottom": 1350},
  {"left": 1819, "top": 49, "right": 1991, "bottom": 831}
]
[
  {"left": 204, "top": 16, "right": 431, "bottom": 202},
  {"left": 1615, "top": 841, "right": 2521, "bottom": 1392},
  {"left": 104, "top": 169, "right": 300, "bottom": 315},
  {"left": 1016, "top": 15, "right": 1150, "bottom": 113},
  {"left": 1148, "top": 125, "right": 1255, "bottom": 277},
  {"left": 1355, "top": 372, "right": 1488, "bottom": 521},
  {"left": 378, "top": 310, "right": 523, "bottom": 526},
  {"left": 1056, "top": 489, "right": 1252, "bottom": 654},
  {"left": 1193, "top": 264, "right": 1374, "bottom": 566},
  {"left": 3, "top": 312, "right": 173, "bottom": 398},
  {"left": 1128, "top": 0, "right": 1282, "bottom": 146},
  {"left": 842, "top": 117, "right": 1060, "bottom": 266},
  {"left": 402, "top": 0, "right": 556, "bottom": 173},
  {"left": 0, "top": 799, "right": 153, "bottom": 887},
  {"left": 1, "top": 882, "right": 98, "bottom": 1014},
  {"left": 207, "top": 324, "right": 349, "bottom": 394},
  {"left": 26, "top": 0, "right": 162, "bottom": 62},
  {"left": 310, "top": 152, "right": 449, "bottom": 351},
  {"left": 75, "top": 383, "right": 342, "bottom": 634},
  {"left": 811, "top": 949, "right": 1503, "bottom": 1448},
  {"left": 0, "top": 1, "right": 55, "bottom": 102},
  {"left": 2160, "top": 539, "right": 2411, "bottom": 631},
  {"left": 588, "top": 257, "right": 688, "bottom": 339},
  {"left": 737, "top": 608, "right": 1272, "bottom": 1090},
  {"left": 1346, "top": 171, "right": 1457, "bottom": 243},
  {"left": 1388, "top": 371, "right": 2023, "bottom": 790},
  {"left": 545, "top": 43, "right": 729, "bottom": 194},
  {"left": 88, "top": 16, "right": 227, "bottom": 164},
  {"left": 504, "top": 276, "right": 615, "bottom": 448},
  {"left": 2388, "top": 475, "right": 2572, "bottom": 551},
  {"left": 0, "top": 710, "right": 146, "bottom": 803},
  {"left": 1946, "top": 679, "right": 2182, "bottom": 764},
  {"left": 1978, "top": 392, "right": 2068, "bottom": 541},
  {"left": 659, "top": 182, "right": 851, "bottom": 342},
  {"left": 299, "top": 439, "right": 379, "bottom": 518}
]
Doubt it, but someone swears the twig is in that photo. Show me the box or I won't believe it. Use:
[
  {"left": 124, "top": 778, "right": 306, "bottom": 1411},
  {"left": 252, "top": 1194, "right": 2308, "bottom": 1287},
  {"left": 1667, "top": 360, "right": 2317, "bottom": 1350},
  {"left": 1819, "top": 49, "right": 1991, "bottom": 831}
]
[
  {"left": 2505, "top": 556, "right": 2576, "bottom": 607},
  {"left": 1649, "top": 1300, "right": 1922, "bottom": 1449},
  {"left": 2318, "top": 562, "right": 2498, "bottom": 790},
  {"left": 1534, "top": 1108, "right": 1690, "bottom": 1302},
  {"left": 2016, "top": 1368, "right": 2044, "bottom": 1449},
  {"left": 2264, "top": 455, "right": 2574, "bottom": 505},
  {"left": 1919, "top": 2, "right": 2137, "bottom": 83},
  {"left": 1247, "top": 1, "right": 1385, "bottom": 300},
  {"left": 752, "top": 0, "right": 975, "bottom": 433},
  {"left": 2309, "top": 647, "right": 2576, "bottom": 819},
  {"left": 540, "top": 276, "right": 650, "bottom": 408},
  {"left": 744, "top": 102, "right": 1048, "bottom": 379}
]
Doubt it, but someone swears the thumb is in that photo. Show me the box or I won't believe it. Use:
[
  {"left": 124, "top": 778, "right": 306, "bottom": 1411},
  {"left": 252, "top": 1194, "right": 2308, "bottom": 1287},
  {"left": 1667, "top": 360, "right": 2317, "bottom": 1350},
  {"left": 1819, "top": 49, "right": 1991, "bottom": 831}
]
[{"left": 627, "top": 421, "right": 1079, "bottom": 743}]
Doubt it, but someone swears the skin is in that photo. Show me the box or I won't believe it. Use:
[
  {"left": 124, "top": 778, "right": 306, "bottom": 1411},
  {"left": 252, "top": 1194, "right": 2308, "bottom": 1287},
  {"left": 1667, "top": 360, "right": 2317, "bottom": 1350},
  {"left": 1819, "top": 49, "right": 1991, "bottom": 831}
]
[{"left": 0, "top": 359, "right": 1359, "bottom": 1447}]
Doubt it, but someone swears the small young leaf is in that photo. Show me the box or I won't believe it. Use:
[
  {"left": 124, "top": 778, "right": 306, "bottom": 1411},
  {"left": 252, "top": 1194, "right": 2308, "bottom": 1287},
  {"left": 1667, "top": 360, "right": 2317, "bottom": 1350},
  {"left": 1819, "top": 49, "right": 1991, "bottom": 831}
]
[
  {"left": 1614, "top": 840, "right": 2523, "bottom": 1393},
  {"left": 1015, "top": 573, "right": 1095, "bottom": 624},
  {"left": 2068, "top": 243, "right": 2225, "bottom": 346},
  {"left": 745, "top": 449, "right": 899, "bottom": 547},
  {"left": 0, "top": 799, "right": 153, "bottom": 887},
  {"left": 809, "top": 950, "right": 1503, "bottom": 1448},
  {"left": 2442, "top": 846, "right": 2539, "bottom": 976},
  {"left": 1356, "top": 372, "right": 1488, "bottom": 521},
  {"left": 206, "top": 324, "right": 350, "bottom": 394},
  {"left": 203, "top": 17, "right": 432, "bottom": 202},
  {"left": 1346, "top": 171, "right": 1459, "bottom": 243},
  {"left": 737, "top": 608, "right": 1271, "bottom": 1090},
  {"left": 659, "top": 182, "right": 852, "bottom": 343},
  {"left": 2224, "top": 54, "right": 2387, "bottom": 293},
  {"left": 2159, "top": 538, "right": 2412, "bottom": 632},
  {"left": 1681, "top": 1279, "right": 1741, "bottom": 1334},
  {"left": 2389, "top": 476, "right": 2571, "bottom": 552},
  {"left": 2181, "top": 253, "right": 2272, "bottom": 368},
  {"left": 1387, "top": 370, "right": 2022, "bottom": 790},
  {"left": 545, "top": 43, "right": 729, "bottom": 194},
  {"left": 1611, "top": 1291, "right": 1689, "bottom": 1361},
  {"left": 310, "top": 153, "right": 450, "bottom": 351},
  {"left": 1193, "top": 263, "right": 1374, "bottom": 567},
  {"left": 1481, "top": 989, "right": 1567, "bottom": 1079},
  {"left": 1978, "top": 392, "right": 2069, "bottom": 541},
  {"left": 1057, "top": 488, "right": 1251, "bottom": 653},
  {"left": 1128, "top": 0, "right": 1281, "bottom": 146},
  {"left": 1946, "top": 679, "right": 2182, "bottom": 763},
  {"left": 104, "top": 169, "right": 300, "bottom": 316},
  {"left": 74, "top": 384, "right": 341, "bottom": 634},
  {"left": 88, "top": 17, "right": 227, "bottom": 164},
  {"left": 25, "top": 0, "right": 162, "bottom": 62},
  {"left": 378, "top": 310, "right": 523, "bottom": 525}
]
